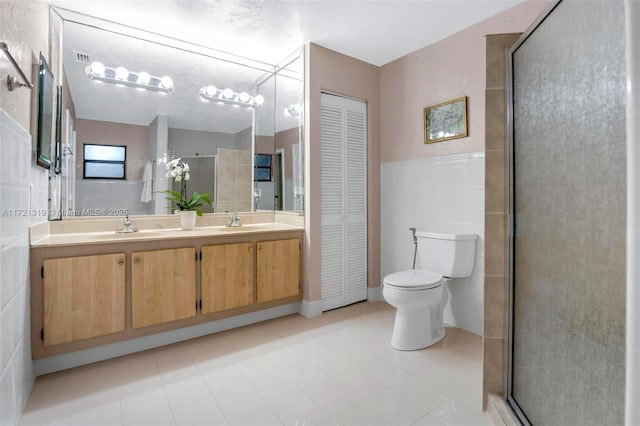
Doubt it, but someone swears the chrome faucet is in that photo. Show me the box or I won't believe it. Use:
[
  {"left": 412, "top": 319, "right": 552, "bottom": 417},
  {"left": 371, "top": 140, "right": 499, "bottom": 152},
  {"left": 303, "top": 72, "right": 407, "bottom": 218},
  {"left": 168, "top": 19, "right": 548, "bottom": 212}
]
[
  {"left": 226, "top": 211, "right": 241, "bottom": 227},
  {"left": 116, "top": 215, "right": 138, "bottom": 233}
]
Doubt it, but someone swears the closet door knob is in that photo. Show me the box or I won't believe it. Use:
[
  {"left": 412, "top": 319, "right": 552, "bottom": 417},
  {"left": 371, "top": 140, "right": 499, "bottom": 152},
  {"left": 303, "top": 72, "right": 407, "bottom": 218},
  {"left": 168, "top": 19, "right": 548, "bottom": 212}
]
[
  {"left": 134, "top": 258, "right": 140, "bottom": 264},
  {"left": 117, "top": 259, "right": 124, "bottom": 265}
]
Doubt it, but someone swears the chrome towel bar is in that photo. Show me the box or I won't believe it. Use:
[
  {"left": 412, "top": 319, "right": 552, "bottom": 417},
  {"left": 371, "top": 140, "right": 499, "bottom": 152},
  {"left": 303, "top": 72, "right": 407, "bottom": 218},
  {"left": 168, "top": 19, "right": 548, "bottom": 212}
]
[{"left": 1, "top": 41, "right": 34, "bottom": 91}]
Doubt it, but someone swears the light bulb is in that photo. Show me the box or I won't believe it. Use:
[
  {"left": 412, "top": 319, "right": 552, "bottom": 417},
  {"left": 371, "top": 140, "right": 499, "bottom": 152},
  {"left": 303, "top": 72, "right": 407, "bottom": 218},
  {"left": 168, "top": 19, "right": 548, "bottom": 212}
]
[
  {"left": 223, "top": 88, "right": 234, "bottom": 99},
  {"left": 115, "top": 66, "right": 128, "bottom": 80},
  {"left": 239, "top": 92, "right": 250, "bottom": 103},
  {"left": 89, "top": 61, "right": 105, "bottom": 76},
  {"left": 254, "top": 95, "right": 265, "bottom": 106},
  {"left": 137, "top": 71, "right": 151, "bottom": 85},
  {"left": 204, "top": 85, "right": 217, "bottom": 97},
  {"left": 160, "top": 76, "right": 173, "bottom": 90}
]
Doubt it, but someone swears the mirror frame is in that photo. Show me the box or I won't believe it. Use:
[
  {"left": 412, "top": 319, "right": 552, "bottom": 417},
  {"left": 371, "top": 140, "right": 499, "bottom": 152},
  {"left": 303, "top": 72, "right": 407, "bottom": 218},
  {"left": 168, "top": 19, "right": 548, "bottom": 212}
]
[
  {"left": 54, "top": 85, "right": 62, "bottom": 174},
  {"left": 36, "top": 53, "right": 54, "bottom": 170}
]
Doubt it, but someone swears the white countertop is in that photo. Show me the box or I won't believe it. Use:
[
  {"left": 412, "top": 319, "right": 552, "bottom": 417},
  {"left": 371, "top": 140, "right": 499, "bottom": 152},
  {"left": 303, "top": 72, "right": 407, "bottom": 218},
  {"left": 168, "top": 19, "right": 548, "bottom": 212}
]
[{"left": 30, "top": 223, "right": 303, "bottom": 248}]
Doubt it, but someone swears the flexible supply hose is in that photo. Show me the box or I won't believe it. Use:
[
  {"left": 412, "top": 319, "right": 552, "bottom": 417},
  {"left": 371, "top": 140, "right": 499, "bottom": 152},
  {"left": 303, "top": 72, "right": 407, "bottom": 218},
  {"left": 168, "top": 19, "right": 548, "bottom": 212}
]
[{"left": 409, "top": 227, "right": 417, "bottom": 269}]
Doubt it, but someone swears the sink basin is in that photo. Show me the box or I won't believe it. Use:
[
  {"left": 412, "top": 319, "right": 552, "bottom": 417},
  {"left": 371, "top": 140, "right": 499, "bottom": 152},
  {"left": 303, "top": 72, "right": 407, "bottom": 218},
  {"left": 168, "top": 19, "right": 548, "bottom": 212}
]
[{"left": 90, "top": 231, "right": 166, "bottom": 239}]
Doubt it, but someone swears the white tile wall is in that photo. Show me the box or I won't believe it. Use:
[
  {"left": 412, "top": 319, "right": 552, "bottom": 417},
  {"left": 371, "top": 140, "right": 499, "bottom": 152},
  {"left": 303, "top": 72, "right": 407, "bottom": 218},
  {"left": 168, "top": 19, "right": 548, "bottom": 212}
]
[
  {"left": 0, "top": 109, "right": 48, "bottom": 425},
  {"left": 380, "top": 152, "right": 485, "bottom": 335}
]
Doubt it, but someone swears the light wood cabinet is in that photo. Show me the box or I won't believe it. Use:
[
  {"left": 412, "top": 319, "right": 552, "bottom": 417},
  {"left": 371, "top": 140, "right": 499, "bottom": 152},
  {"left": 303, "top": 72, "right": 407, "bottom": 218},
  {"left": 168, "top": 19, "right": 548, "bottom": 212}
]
[
  {"left": 43, "top": 253, "right": 125, "bottom": 346},
  {"left": 257, "top": 239, "right": 300, "bottom": 303},
  {"left": 131, "top": 247, "right": 196, "bottom": 328},
  {"left": 201, "top": 242, "right": 253, "bottom": 313},
  {"left": 31, "top": 230, "right": 303, "bottom": 360}
]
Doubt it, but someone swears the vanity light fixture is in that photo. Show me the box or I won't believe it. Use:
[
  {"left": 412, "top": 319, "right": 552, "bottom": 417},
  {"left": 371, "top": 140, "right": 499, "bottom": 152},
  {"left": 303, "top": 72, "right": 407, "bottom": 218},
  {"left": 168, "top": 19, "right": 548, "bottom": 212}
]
[
  {"left": 85, "top": 61, "right": 174, "bottom": 94},
  {"left": 199, "top": 84, "right": 265, "bottom": 109}
]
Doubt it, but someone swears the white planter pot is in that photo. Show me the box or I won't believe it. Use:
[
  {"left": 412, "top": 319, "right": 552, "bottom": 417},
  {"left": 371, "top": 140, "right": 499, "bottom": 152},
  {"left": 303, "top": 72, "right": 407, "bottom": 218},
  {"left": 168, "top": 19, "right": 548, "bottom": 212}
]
[{"left": 178, "top": 210, "right": 197, "bottom": 230}]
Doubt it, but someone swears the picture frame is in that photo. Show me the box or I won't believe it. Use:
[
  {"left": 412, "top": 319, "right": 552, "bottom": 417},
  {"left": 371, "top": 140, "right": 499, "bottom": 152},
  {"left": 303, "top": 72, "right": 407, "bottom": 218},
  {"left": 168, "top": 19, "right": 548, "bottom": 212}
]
[
  {"left": 36, "top": 53, "right": 54, "bottom": 169},
  {"left": 423, "top": 96, "right": 468, "bottom": 144}
]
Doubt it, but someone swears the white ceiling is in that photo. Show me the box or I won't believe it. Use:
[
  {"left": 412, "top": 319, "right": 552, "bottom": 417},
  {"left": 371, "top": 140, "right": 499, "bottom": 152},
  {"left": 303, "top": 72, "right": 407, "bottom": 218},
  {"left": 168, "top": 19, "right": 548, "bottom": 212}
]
[{"left": 51, "top": 0, "right": 524, "bottom": 67}]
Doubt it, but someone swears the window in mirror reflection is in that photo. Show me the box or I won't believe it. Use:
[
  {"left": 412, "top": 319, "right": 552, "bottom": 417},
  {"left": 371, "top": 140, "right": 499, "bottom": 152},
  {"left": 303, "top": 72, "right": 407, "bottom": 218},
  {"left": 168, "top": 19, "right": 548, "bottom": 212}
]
[
  {"left": 254, "top": 153, "right": 272, "bottom": 182},
  {"left": 83, "top": 144, "right": 126, "bottom": 179}
]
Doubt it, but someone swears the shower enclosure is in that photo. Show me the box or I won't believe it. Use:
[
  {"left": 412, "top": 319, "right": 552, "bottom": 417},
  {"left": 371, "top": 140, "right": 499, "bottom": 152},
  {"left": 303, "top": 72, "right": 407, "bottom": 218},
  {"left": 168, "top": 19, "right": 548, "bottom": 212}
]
[{"left": 507, "top": 0, "right": 626, "bottom": 424}]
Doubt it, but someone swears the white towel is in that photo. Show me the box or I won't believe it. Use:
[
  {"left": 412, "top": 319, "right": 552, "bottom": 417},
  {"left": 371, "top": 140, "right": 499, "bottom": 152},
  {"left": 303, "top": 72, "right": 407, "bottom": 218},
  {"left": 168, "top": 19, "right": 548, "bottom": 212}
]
[{"left": 141, "top": 161, "right": 154, "bottom": 203}]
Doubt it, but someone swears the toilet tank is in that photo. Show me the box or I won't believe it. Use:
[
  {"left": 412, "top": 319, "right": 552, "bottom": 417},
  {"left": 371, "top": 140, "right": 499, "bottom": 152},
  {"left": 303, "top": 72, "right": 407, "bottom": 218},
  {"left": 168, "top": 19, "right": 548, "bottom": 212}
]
[{"left": 416, "top": 232, "right": 478, "bottom": 278}]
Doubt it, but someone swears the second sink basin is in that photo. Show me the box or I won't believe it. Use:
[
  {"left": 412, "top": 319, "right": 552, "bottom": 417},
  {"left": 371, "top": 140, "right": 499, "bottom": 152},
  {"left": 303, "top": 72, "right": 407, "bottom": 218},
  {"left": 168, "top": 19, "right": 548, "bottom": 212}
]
[{"left": 216, "top": 225, "right": 270, "bottom": 232}]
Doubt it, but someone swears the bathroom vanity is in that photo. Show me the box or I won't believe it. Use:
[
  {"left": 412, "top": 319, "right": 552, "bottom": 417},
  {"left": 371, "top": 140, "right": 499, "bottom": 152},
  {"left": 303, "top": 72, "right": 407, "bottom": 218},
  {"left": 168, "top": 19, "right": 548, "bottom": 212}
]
[{"left": 29, "top": 214, "right": 303, "bottom": 361}]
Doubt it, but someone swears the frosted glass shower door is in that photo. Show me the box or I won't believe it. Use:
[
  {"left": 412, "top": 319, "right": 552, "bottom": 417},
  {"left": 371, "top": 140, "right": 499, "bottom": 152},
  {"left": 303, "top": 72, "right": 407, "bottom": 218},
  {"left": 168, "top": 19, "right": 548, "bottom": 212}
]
[{"left": 508, "top": 1, "right": 626, "bottom": 425}]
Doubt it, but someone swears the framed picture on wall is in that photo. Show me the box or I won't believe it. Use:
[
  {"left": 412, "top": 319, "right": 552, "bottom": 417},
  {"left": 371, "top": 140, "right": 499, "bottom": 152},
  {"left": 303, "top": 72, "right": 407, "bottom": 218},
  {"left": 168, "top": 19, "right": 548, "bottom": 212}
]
[{"left": 423, "top": 96, "right": 468, "bottom": 144}]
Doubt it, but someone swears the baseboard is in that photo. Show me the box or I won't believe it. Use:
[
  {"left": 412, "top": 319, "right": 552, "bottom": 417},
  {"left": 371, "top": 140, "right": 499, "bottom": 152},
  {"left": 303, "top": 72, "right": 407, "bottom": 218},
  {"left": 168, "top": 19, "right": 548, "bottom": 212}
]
[
  {"left": 487, "top": 393, "right": 519, "bottom": 426},
  {"left": 367, "top": 286, "right": 383, "bottom": 301},
  {"left": 34, "top": 302, "right": 301, "bottom": 376},
  {"left": 299, "top": 299, "right": 323, "bottom": 318}
]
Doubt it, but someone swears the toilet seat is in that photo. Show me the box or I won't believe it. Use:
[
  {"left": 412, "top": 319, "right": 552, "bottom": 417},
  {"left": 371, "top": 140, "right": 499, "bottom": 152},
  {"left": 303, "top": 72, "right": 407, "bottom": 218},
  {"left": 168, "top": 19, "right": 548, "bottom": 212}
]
[{"left": 383, "top": 270, "right": 443, "bottom": 290}]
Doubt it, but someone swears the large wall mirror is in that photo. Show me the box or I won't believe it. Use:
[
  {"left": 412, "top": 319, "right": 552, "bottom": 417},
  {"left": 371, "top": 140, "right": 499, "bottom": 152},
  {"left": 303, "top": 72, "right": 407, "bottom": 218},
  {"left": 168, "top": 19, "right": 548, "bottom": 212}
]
[{"left": 51, "top": 7, "right": 304, "bottom": 219}]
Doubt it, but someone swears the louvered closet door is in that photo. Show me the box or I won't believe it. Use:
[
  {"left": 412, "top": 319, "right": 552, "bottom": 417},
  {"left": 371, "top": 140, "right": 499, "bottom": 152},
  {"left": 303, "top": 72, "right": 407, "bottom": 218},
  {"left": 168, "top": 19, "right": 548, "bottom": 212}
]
[{"left": 321, "top": 93, "right": 367, "bottom": 311}]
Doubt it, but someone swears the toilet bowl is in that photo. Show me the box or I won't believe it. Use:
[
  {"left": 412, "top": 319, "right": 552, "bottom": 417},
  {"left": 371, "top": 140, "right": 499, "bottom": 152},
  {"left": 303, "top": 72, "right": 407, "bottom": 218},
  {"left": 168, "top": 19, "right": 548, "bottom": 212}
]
[
  {"left": 383, "top": 270, "right": 449, "bottom": 350},
  {"left": 383, "top": 232, "right": 477, "bottom": 351}
]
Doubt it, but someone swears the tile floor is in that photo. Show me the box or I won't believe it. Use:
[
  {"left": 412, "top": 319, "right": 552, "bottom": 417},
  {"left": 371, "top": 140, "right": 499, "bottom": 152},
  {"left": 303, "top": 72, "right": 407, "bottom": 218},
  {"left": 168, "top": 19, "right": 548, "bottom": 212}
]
[{"left": 20, "top": 302, "right": 491, "bottom": 426}]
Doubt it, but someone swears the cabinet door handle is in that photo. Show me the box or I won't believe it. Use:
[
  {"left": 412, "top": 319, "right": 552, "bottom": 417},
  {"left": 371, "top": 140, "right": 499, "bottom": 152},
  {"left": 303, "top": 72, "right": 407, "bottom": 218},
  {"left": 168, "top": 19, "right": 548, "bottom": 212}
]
[
  {"left": 258, "top": 246, "right": 263, "bottom": 251},
  {"left": 134, "top": 258, "right": 140, "bottom": 264},
  {"left": 117, "top": 259, "right": 124, "bottom": 265},
  {"left": 248, "top": 246, "right": 253, "bottom": 252}
]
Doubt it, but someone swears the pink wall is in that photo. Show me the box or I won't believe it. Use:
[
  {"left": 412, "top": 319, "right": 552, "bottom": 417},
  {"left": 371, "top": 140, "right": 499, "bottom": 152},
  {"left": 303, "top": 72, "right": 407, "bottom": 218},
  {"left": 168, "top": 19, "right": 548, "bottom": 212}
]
[
  {"left": 380, "top": 0, "right": 550, "bottom": 163},
  {"left": 75, "top": 119, "right": 149, "bottom": 180},
  {"left": 255, "top": 135, "right": 274, "bottom": 155},
  {"left": 305, "top": 43, "right": 381, "bottom": 301}
]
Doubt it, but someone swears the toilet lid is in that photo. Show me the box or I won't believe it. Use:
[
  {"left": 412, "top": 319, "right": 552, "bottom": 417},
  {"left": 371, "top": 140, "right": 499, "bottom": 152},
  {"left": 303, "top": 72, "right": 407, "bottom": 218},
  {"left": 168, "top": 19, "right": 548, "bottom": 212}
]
[{"left": 383, "top": 270, "right": 443, "bottom": 290}]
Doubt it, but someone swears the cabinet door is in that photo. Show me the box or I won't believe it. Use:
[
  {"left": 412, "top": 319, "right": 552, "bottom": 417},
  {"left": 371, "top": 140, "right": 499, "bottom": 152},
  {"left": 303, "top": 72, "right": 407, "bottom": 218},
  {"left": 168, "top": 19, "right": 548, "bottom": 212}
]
[
  {"left": 43, "top": 253, "right": 125, "bottom": 346},
  {"left": 201, "top": 243, "right": 253, "bottom": 314},
  {"left": 131, "top": 247, "right": 196, "bottom": 328},
  {"left": 257, "top": 239, "right": 300, "bottom": 303}
]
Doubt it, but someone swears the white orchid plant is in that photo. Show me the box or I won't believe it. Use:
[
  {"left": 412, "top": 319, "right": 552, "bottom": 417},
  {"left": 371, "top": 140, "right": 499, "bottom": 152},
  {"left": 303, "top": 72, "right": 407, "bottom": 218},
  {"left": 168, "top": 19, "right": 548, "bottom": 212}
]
[{"left": 164, "top": 158, "right": 211, "bottom": 216}]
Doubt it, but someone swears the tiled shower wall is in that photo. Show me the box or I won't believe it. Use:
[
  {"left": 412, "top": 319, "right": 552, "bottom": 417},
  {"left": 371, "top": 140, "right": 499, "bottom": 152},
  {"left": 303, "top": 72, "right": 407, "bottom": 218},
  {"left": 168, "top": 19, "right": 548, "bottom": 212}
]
[
  {"left": 0, "top": 110, "right": 48, "bottom": 424},
  {"left": 380, "top": 153, "right": 485, "bottom": 335},
  {"left": 482, "top": 32, "right": 521, "bottom": 408},
  {"left": 216, "top": 148, "right": 252, "bottom": 213}
]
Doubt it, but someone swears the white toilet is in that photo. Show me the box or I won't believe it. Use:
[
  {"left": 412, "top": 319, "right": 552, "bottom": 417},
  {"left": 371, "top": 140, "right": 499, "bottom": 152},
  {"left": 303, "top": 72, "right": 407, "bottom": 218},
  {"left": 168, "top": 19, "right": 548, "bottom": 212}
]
[{"left": 383, "top": 232, "right": 477, "bottom": 351}]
